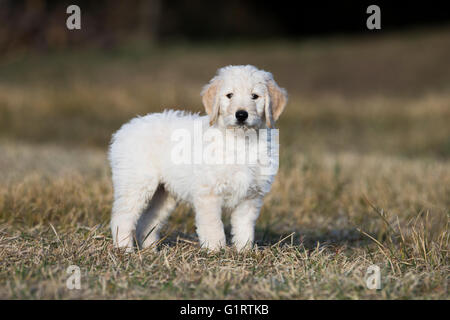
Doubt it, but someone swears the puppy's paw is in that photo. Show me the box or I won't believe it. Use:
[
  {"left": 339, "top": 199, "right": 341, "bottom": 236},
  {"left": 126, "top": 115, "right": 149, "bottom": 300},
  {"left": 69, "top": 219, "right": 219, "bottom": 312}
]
[{"left": 200, "top": 239, "right": 226, "bottom": 252}]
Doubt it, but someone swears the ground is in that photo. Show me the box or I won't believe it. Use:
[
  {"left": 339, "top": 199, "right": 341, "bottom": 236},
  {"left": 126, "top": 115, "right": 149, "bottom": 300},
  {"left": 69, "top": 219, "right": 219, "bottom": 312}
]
[{"left": 0, "top": 26, "right": 449, "bottom": 299}]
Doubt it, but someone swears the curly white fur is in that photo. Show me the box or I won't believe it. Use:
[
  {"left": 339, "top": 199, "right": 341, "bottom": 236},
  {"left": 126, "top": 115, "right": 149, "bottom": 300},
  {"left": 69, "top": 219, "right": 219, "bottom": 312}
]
[{"left": 109, "top": 65, "right": 287, "bottom": 251}]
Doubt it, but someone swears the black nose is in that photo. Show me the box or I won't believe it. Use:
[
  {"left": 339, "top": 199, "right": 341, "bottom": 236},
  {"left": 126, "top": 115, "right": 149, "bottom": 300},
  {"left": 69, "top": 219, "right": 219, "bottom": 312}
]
[{"left": 235, "top": 110, "right": 248, "bottom": 122}]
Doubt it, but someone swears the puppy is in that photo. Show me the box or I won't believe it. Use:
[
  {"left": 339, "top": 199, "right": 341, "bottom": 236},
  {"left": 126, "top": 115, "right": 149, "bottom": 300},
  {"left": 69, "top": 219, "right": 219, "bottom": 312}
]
[{"left": 109, "top": 65, "right": 287, "bottom": 251}]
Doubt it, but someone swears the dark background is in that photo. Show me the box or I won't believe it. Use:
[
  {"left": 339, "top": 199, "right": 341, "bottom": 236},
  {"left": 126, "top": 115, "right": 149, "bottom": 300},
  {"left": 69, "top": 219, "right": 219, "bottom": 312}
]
[{"left": 1, "top": 0, "right": 449, "bottom": 54}]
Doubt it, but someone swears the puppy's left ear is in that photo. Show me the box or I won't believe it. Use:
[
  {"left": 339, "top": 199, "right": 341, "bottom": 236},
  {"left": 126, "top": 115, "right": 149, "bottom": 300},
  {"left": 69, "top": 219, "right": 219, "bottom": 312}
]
[
  {"left": 265, "top": 80, "right": 288, "bottom": 128},
  {"left": 201, "top": 77, "right": 221, "bottom": 126}
]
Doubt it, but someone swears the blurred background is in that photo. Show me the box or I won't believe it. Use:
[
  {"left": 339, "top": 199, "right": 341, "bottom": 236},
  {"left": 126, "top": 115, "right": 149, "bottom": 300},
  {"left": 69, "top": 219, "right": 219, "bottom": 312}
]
[
  {"left": 1, "top": 1, "right": 449, "bottom": 51},
  {"left": 0, "top": 0, "right": 449, "bottom": 158}
]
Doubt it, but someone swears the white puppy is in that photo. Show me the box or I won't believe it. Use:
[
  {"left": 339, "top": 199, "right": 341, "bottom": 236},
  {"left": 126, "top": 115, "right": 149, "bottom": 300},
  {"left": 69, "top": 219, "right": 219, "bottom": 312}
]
[{"left": 109, "top": 65, "right": 287, "bottom": 251}]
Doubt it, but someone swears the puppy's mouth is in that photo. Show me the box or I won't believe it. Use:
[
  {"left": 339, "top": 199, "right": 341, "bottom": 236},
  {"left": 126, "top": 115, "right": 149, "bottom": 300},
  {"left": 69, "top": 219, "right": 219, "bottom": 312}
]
[
  {"left": 233, "top": 119, "right": 263, "bottom": 130},
  {"left": 236, "top": 121, "right": 248, "bottom": 127},
  {"left": 222, "top": 117, "right": 261, "bottom": 130},
  {"left": 232, "top": 121, "right": 254, "bottom": 130}
]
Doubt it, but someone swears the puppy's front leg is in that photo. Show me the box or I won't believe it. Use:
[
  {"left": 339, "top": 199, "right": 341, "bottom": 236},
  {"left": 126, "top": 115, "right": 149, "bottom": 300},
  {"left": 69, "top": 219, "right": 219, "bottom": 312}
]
[
  {"left": 231, "top": 198, "right": 262, "bottom": 251},
  {"left": 194, "top": 195, "right": 226, "bottom": 250}
]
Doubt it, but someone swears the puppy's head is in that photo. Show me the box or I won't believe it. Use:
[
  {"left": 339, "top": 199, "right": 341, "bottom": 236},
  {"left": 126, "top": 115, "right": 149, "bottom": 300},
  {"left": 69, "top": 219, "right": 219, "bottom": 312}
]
[{"left": 201, "top": 65, "right": 288, "bottom": 129}]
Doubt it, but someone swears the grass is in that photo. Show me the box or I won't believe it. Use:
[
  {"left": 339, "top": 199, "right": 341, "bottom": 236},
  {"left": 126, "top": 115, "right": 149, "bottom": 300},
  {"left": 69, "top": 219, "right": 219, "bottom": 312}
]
[{"left": 0, "top": 26, "right": 449, "bottom": 299}]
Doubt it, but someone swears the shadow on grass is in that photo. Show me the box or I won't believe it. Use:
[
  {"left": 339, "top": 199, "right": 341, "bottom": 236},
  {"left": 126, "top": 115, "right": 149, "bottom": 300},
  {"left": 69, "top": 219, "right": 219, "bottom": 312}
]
[
  {"left": 156, "top": 226, "right": 370, "bottom": 251},
  {"left": 257, "top": 227, "right": 371, "bottom": 250}
]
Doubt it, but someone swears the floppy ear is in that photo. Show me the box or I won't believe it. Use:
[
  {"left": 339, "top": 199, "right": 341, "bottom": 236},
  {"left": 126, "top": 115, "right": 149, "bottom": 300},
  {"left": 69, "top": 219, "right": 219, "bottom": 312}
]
[
  {"left": 265, "top": 80, "right": 288, "bottom": 128},
  {"left": 264, "top": 90, "right": 275, "bottom": 129},
  {"left": 201, "top": 77, "right": 221, "bottom": 126}
]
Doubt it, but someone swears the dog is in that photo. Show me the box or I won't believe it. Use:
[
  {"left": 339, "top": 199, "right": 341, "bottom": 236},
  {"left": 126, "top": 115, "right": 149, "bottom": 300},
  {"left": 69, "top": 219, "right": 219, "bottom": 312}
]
[{"left": 109, "top": 65, "right": 287, "bottom": 251}]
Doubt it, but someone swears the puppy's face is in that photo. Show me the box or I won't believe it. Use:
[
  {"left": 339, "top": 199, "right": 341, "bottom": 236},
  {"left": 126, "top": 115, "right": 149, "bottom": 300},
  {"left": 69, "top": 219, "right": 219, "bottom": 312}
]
[
  {"left": 216, "top": 77, "right": 266, "bottom": 129},
  {"left": 202, "top": 65, "right": 288, "bottom": 129}
]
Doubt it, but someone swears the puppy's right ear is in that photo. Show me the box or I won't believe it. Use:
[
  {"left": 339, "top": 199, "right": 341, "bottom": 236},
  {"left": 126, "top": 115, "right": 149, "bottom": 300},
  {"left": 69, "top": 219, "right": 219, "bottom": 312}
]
[{"left": 201, "top": 77, "right": 221, "bottom": 126}]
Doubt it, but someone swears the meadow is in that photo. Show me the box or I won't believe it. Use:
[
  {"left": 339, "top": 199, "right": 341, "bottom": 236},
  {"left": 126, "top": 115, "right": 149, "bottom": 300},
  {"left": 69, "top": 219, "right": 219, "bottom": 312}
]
[{"left": 0, "top": 27, "right": 449, "bottom": 299}]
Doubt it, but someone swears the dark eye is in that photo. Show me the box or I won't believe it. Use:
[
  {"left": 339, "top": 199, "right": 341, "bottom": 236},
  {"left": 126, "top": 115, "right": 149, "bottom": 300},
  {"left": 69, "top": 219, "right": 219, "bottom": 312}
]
[
  {"left": 226, "top": 93, "right": 233, "bottom": 99},
  {"left": 251, "top": 94, "right": 259, "bottom": 100}
]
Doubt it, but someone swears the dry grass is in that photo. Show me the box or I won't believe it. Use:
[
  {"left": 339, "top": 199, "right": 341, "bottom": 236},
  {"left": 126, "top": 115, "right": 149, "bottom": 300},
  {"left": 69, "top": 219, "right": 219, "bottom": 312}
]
[{"left": 0, "top": 27, "right": 449, "bottom": 299}]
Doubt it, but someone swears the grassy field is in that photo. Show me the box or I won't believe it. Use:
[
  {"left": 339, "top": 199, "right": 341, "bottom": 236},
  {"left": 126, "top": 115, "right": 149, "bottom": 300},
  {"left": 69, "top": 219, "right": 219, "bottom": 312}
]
[{"left": 0, "top": 27, "right": 449, "bottom": 299}]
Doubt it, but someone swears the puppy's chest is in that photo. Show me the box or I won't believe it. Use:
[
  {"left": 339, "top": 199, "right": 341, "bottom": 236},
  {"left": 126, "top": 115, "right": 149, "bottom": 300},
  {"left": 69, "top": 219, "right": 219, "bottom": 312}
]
[{"left": 213, "top": 166, "right": 267, "bottom": 207}]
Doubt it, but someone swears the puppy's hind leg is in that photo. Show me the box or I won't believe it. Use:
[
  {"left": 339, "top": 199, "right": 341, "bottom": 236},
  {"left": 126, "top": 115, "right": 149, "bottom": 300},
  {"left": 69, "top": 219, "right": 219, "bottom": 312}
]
[
  {"left": 136, "top": 185, "right": 177, "bottom": 249},
  {"left": 110, "top": 179, "right": 158, "bottom": 252}
]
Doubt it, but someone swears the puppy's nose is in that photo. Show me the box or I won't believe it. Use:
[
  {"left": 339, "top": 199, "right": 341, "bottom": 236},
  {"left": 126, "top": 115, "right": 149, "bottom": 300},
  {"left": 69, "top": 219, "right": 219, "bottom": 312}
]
[{"left": 235, "top": 110, "right": 248, "bottom": 122}]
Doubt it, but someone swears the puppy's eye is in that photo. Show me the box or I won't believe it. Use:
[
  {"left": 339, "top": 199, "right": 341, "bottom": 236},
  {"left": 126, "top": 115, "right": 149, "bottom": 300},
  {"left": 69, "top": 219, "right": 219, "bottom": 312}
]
[
  {"left": 251, "top": 94, "right": 259, "bottom": 100},
  {"left": 226, "top": 93, "right": 233, "bottom": 99}
]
